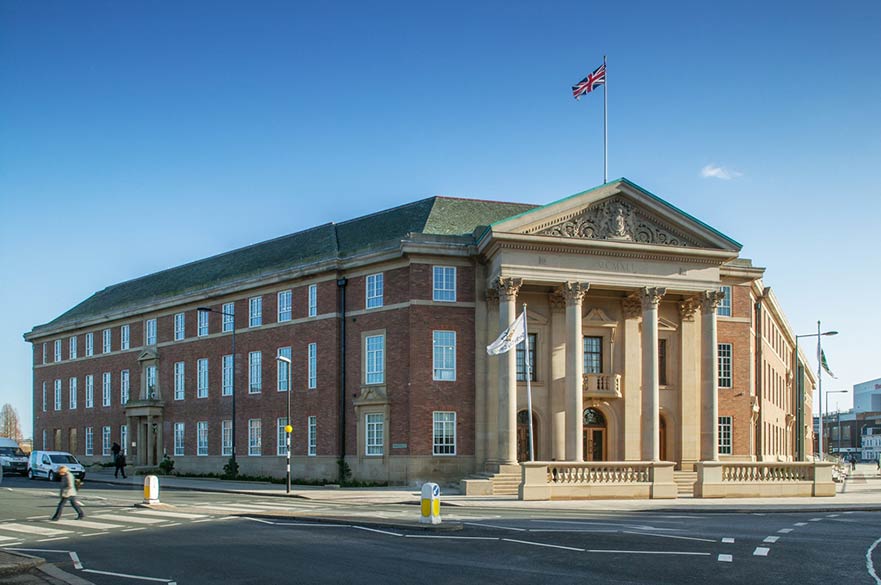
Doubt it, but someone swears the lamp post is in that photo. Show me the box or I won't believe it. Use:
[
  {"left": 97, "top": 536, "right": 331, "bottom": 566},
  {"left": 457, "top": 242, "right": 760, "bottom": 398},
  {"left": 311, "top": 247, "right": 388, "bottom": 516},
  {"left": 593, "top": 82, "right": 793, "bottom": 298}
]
[
  {"left": 197, "top": 307, "right": 236, "bottom": 472},
  {"left": 827, "top": 390, "right": 848, "bottom": 458},
  {"left": 276, "top": 355, "right": 292, "bottom": 494},
  {"left": 794, "top": 323, "right": 837, "bottom": 460}
]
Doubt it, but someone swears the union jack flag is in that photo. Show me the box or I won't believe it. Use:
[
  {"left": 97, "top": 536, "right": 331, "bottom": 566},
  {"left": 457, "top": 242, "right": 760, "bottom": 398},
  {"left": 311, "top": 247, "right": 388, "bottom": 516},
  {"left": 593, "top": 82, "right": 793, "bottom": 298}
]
[{"left": 572, "top": 63, "right": 606, "bottom": 100}]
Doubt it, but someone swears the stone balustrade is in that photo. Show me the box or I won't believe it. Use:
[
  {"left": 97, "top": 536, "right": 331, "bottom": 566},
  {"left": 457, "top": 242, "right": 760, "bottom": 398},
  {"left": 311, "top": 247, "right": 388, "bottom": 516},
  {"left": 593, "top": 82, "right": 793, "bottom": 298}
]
[
  {"left": 519, "top": 461, "right": 677, "bottom": 500},
  {"left": 582, "top": 373, "right": 622, "bottom": 398},
  {"left": 694, "top": 461, "right": 836, "bottom": 498}
]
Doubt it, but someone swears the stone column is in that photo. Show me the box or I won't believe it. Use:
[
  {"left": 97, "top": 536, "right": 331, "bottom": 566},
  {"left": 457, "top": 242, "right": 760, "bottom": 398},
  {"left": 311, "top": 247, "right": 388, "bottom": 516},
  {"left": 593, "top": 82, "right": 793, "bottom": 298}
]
[
  {"left": 561, "top": 281, "right": 589, "bottom": 461},
  {"left": 700, "top": 290, "right": 726, "bottom": 461},
  {"left": 147, "top": 415, "right": 154, "bottom": 466},
  {"left": 640, "top": 287, "right": 666, "bottom": 462},
  {"left": 622, "top": 295, "right": 643, "bottom": 460},
  {"left": 496, "top": 277, "right": 522, "bottom": 466},
  {"left": 125, "top": 416, "right": 132, "bottom": 458},
  {"left": 484, "top": 287, "right": 500, "bottom": 466},
  {"left": 137, "top": 419, "right": 145, "bottom": 466},
  {"left": 549, "top": 291, "right": 567, "bottom": 461},
  {"left": 678, "top": 297, "right": 700, "bottom": 470},
  {"left": 156, "top": 419, "right": 164, "bottom": 463}
]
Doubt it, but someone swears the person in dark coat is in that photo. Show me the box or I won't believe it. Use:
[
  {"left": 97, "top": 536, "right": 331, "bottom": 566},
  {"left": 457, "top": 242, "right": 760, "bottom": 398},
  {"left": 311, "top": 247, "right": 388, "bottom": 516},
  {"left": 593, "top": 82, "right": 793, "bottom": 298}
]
[
  {"left": 50, "top": 466, "right": 84, "bottom": 521},
  {"left": 115, "top": 451, "right": 127, "bottom": 479},
  {"left": 111, "top": 442, "right": 121, "bottom": 460}
]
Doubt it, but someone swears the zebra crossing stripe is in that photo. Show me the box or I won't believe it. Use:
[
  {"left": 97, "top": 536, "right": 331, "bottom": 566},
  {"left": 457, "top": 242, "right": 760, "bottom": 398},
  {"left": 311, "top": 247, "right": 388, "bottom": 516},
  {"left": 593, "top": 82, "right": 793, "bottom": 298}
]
[
  {"left": 134, "top": 510, "right": 207, "bottom": 520},
  {"left": 0, "top": 523, "right": 71, "bottom": 537},
  {"left": 53, "top": 519, "right": 125, "bottom": 530},
  {"left": 93, "top": 514, "right": 167, "bottom": 525}
]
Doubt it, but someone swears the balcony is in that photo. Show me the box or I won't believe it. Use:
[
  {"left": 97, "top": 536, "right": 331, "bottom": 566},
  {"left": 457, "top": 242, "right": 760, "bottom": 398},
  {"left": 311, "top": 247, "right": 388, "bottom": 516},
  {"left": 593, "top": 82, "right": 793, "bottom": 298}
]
[{"left": 583, "top": 373, "right": 622, "bottom": 398}]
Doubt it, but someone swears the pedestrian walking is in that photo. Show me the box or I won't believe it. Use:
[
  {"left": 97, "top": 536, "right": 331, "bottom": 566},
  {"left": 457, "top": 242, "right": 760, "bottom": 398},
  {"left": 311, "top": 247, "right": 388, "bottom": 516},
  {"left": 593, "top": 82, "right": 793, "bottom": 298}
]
[
  {"left": 115, "top": 451, "right": 127, "bottom": 479},
  {"left": 111, "top": 442, "right": 121, "bottom": 460},
  {"left": 50, "top": 466, "right": 84, "bottom": 521}
]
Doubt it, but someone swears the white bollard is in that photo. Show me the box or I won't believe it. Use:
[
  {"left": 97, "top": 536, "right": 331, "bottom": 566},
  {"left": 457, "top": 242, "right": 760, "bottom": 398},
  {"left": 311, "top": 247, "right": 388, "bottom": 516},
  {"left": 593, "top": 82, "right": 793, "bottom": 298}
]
[
  {"left": 143, "top": 475, "right": 160, "bottom": 504},
  {"left": 419, "top": 482, "right": 441, "bottom": 525}
]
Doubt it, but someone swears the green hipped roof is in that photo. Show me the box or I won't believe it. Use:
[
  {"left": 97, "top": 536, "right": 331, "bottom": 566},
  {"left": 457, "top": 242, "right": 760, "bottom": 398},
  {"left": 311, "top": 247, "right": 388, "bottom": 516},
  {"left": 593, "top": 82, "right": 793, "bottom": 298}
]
[{"left": 34, "top": 196, "right": 537, "bottom": 334}]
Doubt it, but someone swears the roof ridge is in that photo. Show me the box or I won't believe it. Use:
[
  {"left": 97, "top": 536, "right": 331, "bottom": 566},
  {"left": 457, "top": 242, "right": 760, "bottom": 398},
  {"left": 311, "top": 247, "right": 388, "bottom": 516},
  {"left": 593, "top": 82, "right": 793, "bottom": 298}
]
[{"left": 334, "top": 195, "right": 437, "bottom": 228}]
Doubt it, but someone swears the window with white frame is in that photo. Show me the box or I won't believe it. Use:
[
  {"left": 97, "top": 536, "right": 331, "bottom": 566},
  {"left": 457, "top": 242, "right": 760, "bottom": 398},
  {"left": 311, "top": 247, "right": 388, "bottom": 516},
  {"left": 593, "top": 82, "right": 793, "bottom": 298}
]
[
  {"left": 432, "top": 411, "right": 456, "bottom": 455},
  {"left": 278, "top": 290, "right": 292, "bottom": 322},
  {"left": 277, "top": 347, "right": 291, "bottom": 391},
  {"left": 249, "top": 297, "right": 262, "bottom": 327},
  {"left": 198, "top": 310, "right": 209, "bottom": 337},
  {"left": 222, "top": 302, "right": 235, "bottom": 332},
  {"left": 365, "top": 413, "right": 384, "bottom": 456},
  {"left": 366, "top": 273, "right": 383, "bottom": 309},
  {"left": 583, "top": 336, "right": 603, "bottom": 374},
  {"left": 54, "top": 379, "right": 61, "bottom": 411},
  {"left": 85, "top": 333, "right": 94, "bottom": 356},
  {"left": 120, "top": 370, "right": 130, "bottom": 404},
  {"left": 102, "top": 328, "right": 112, "bottom": 353},
  {"left": 248, "top": 419, "right": 262, "bottom": 456},
  {"left": 42, "top": 429, "right": 46, "bottom": 450},
  {"left": 145, "top": 319, "right": 157, "bottom": 346},
  {"left": 174, "top": 313, "right": 185, "bottom": 341},
  {"left": 516, "top": 333, "right": 537, "bottom": 382},
  {"left": 121, "top": 324, "right": 130, "bottom": 350},
  {"left": 174, "top": 423, "right": 185, "bottom": 456},
  {"left": 85, "top": 427, "right": 93, "bottom": 456},
  {"left": 197, "top": 358, "right": 209, "bottom": 398},
  {"left": 85, "top": 375, "right": 94, "bottom": 408},
  {"left": 432, "top": 266, "right": 456, "bottom": 302},
  {"left": 42, "top": 342, "right": 47, "bottom": 364},
  {"left": 69, "top": 378, "right": 77, "bottom": 409},
  {"left": 276, "top": 417, "right": 288, "bottom": 456},
  {"left": 197, "top": 421, "right": 208, "bottom": 456},
  {"left": 102, "top": 372, "right": 111, "bottom": 406},
  {"left": 432, "top": 331, "right": 456, "bottom": 381},
  {"left": 121, "top": 425, "right": 128, "bottom": 456},
  {"left": 308, "top": 284, "right": 317, "bottom": 317},
  {"left": 102, "top": 426, "right": 111, "bottom": 456},
  {"left": 146, "top": 365, "right": 157, "bottom": 398},
  {"left": 222, "top": 354, "right": 233, "bottom": 396},
  {"left": 717, "top": 286, "right": 732, "bottom": 317},
  {"left": 308, "top": 416, "right": 317, "bottom": 456},
  {"left": 365, "top": 334, "right": 384, "bottom": 384},
  {"left": 174, "top": 362, "right": 185, "bottom": 400},
  {"left": 307, "top": 343, "right": 317, "bottom": 389},
  {"left": 221, "top": 420, "right": 232, "bottom": 456},
  {"left": 718, "top": 343, "right": 732, "bottom": 388},
  {"left": 718, "top": 416, "right": 732, "bottom": 455},
  {"left": 249, "top": 351, "right": 262, "bottom": 393},
  {"left": 69, "top": 336, "right": 77, "bottom": 360},
  {"left": 54, "top": 340, "right": 62, "bottom": 362},
  {"left": 42, "top": 382, "right": 46, "bottom": 412}
]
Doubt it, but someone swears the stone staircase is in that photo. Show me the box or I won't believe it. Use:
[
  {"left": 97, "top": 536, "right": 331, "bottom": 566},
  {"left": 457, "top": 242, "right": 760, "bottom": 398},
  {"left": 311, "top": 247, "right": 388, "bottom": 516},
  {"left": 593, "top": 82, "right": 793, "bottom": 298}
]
[
  {"left": 460, "top": 464, "right": 522, "bottom": 496},
  {"left": 673, "top": 470, "right": 697, "bottom": 497}
]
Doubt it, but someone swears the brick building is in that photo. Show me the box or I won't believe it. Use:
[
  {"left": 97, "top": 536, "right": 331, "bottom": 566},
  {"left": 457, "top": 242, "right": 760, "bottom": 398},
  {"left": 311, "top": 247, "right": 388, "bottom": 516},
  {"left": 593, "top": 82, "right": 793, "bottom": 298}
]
[{"left": 24, "top": 179, "right": 815, "bottom": 486}]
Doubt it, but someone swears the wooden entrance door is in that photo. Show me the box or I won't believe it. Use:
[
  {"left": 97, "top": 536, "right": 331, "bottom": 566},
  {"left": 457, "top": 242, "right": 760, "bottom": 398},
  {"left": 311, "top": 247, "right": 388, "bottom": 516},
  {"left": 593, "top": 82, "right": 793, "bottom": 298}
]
[
  {"left": 582, "top": 407, "right": 607, "bottom": 461},
  {"left": 659, "top": 417, "right": 667, "bottom": 461},
  {"left": 517, "top": 411, "right": 538, "bottom": 462}
]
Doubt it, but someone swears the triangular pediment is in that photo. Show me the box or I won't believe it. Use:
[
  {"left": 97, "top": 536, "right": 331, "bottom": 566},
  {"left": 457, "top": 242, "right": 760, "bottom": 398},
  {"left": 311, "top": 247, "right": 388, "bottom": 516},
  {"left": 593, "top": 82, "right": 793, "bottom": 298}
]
[{"left": 138, "top": 349, "right": 158, "bottom": 362}]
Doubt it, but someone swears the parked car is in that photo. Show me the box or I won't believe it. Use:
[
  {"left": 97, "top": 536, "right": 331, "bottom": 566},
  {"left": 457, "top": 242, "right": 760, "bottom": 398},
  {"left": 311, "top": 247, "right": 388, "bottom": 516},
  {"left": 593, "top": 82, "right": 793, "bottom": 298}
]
[
  {"left": 0, "top": 437, "right": 29, "bottom": 476},
  {"left": 27, "top": 450, "right": 86, "bottom": 481}
]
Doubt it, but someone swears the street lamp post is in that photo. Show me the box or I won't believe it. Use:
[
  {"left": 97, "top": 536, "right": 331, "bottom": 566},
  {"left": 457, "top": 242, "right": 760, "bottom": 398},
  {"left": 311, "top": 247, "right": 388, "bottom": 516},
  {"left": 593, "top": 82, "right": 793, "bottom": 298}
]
[
  {"left": 197, "top": 307, "right": 236, "bottom": 473},
  {"left": 276, "top": 355, "right": 292, "bottom": 495},
  {"left": 794, "top": 323, "right": 838, "bottom": 460}
]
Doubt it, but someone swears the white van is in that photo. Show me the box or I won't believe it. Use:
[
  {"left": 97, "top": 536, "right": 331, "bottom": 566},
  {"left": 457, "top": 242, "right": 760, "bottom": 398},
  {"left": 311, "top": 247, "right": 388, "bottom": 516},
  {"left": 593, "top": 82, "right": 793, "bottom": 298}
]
[
  {"left": 0, "top": 437, "right": 28, "bottom": 476},
  {"left": 27, "top": 450, "right": 86, "bottom": 481}
]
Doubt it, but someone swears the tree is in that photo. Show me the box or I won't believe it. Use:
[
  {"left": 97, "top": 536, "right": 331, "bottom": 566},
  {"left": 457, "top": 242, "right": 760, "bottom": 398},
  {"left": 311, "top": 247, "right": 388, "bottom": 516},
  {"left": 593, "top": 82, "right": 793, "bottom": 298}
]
[{"left": 0, "top": 404, "right": 23, "bottom": 441}]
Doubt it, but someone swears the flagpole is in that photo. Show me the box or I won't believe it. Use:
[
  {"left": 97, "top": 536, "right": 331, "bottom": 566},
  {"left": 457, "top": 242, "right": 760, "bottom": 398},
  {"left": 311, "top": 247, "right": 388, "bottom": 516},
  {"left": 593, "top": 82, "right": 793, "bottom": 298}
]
[
  {"left": 603, "top": 54, "right": 608, "bottom": 184},
  {"left": 523, "top": 303, "right": 534, "bottom": 462},
  {"left": 817, "top": 320, "right": 824, "bottom": 460}
]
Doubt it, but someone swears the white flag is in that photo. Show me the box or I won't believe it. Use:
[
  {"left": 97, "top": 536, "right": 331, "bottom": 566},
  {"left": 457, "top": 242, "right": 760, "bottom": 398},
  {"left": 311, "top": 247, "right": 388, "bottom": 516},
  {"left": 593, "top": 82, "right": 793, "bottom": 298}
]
[{"left": 486, "top": 311, "right": 526, "bottom": 355}]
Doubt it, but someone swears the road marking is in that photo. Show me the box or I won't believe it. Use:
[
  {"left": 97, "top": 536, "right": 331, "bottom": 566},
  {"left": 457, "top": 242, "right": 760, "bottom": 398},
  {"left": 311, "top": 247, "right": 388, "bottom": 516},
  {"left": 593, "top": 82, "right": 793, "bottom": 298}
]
[
  {"left": 93, "top": 514, "right": 167, "bottom": 525},
  {"left": 622, "top": 531, "right": 715, "bottom": 543},
  {"left": 809, "top": 518, "right": 822, "bottom": 522},
  {"left": 70, "top": 551, "right": 82, "bottom": 570},
  {"left": 243, "top": 518, "right": 275, "bottom": 525},
  {"left": 587, "top": 550, "right": 711, "bottom": 556},
  {"left": 163, "top": 523, "right": 181, "bottom": 527},
  {"left": 464, "top": 522, "right": 527, "bottom": 532},
  {"left": 503, "top": 538, "right": 585, "bottom": 552},
  {"left": 777, "top": 528, "right": 793, "bottom": 534},
  {"left": 867, "top": 536, "right": 881, "bottom": 585},
  {"left": 134, "top": 510, "right": 206, "bottom": 520},
  {"left": 722, "top": 538, "right": 735, "bottom": 544},
  {"left": 405, "top": 535, "right": 499, "bottom": 541},
  {"left": 82, "top": 568, "right": 174, "bottom": 582},
  {"left": 764, "top": 536, "right": 779, "bottom": 543},
  {"left": 192, "top": 519, "right": 216, "bottom": 523},
  {"left": 754, "top": 547, "right": 770, "bottom": 556},
  {"left": 827, "top": 514, "right": 840, "bottom": 518},
  {"left": 123, "top": 528, "right": 146, "bottom": 532},
  {"left": 0, "top": 523, "right": 71, "bottom": 536},
  {"left": 27, "top": 515, "right": 47, "bottom": 520},
  {"left": 351, "top": 526, "right": 402, "bottom": 537},
  {"left": 54, "top": 519, "right": 125, "bottom": 530},
  {"left": 272, "top": 522, "right": 350, "bottom": 527},
  {"left": 529, "top": 529, "right": 619, "bottom": 534},
  {"left": 718, "top": 554, "right": 733, "bottom": 562},
  {"left": 195, "top": 505, "right": 269, "bottom": 513},
  {"left": 2, "top": 542, "right": 24, "bottom": 546},
  {"left": 80, "top": 532, "right": 108, "bottom": 537},
  {"left": 0, "top": 535, "right": 18, "bottom": 542},
  {"left": 36, "top": 537, "right": 69, "bottom": 542},
  {"left": 794, "top": 522, "right": 807, "bottom": 527}
]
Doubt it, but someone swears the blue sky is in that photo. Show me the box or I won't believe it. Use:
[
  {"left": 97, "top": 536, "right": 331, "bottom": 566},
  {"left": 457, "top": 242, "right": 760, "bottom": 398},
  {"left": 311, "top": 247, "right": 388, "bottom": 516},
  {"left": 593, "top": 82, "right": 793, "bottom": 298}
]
[{"left": 2, "top": 1, "right": 879, "bottom": 436}]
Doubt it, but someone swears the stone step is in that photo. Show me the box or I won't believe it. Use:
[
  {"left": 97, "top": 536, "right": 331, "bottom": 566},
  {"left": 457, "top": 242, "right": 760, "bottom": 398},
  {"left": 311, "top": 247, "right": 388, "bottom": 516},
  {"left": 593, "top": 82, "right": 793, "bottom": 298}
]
[{"left": 673, "top": 471, "right": 697, "bottom": 495}]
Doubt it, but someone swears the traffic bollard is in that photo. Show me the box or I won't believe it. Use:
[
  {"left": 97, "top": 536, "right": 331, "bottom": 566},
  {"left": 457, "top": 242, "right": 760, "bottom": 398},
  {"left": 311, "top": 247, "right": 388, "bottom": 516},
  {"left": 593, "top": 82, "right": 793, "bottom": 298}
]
[
  {"left": 143, "top": 475, "right": 160, "bottom": 504},
  {"left": 420, "top": 482, "right": 441, "bottom": 525}
]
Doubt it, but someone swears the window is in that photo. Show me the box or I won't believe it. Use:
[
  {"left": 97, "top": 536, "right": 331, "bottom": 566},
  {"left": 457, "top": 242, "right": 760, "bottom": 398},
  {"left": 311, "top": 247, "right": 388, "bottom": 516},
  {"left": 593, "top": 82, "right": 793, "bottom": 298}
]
[
  {"left": 365, "top": 413, "right": 384, "bottom": 456},
  {"left": 432, "top": 331, "right": 456, "bottom": 381},
  {"left": 54, "top": 340, "right": 62, "bottom": 362},
  {"left": 102, "top": 372, "right": 111, "bottom": 406},
  {"left": 308, "top": 416, "right": 317, "bottom": 456},
  {"left": 174, "top": 423, "right": 185, "bottom": 456},
  {"left": 69, "top": 378, "right": 77, "bottom": 410},
  {"left": 121, "top": 324, "right": 130, "bottom": 350},
  {"left": 145, "top": 319, "right": 157, "bottom": 346},
  {"left": 222, "top": 420, "right": 232, "bottom": 456},
  {"left": 198, "top": 310, "right": 209, "bottom": 337},
  {"left": 42, "top": 382, "right": 46, "bottom": 412},
  {"left": 658, "top": 339, "right": 668, "bottom": 386},
  {"left": 249, "top": 351, "right": 262, "bottom": 393},
  {"left": 249, "top": 297, "right": 262, "bottom": 327},
  {"left": 85, "top": 375, "right": 94, "bottom": 408},
  {"left": 85, "top": 333, "right": 94, "bottom": 356},
  {"left": 308, "top": 284, "right": 317, "bottom": 317},
  {"left": 174, "top": 313, "right": 185, "bottom": 341},
  {"left": 197, "top": 421, "right": 208, "bottom": 456},
  {"left": 54, "top": 379, "right": 62, "bottom": 411},
  {"left": 583, "top": 336, "right": 603, "bottom": 374},
  {"left": 146, "top": 365, "right": 157, "bottom": 398},
  {"left": 197, "top": 358, "right": 209, "bottom": 398},
  {"left": 718, "top": 343, "right": 732, "bottom": 388},
  {"left": 516, "top": 333, "right": 537, "bottom": 382},
  {"left": 102, "top": 426, "right": 111, "bottom": 456},
  {"left": 102, "top": 328, "right": 112, "bottom": 353},
  {"left": 222, "top": 302, "right": 235, "bottom": 332},
  {"left": 174, "top": 362, "right": 185, "bottom": 400},
  {"left": 121, "top": 425, "right": 128, "bottom": 456},
  {"left": 719, "top": 416, "right": 732, "bottom": 455},
  {"left": 366, "top": 273, "right": 383, "bottom": 309},
  {"left": 307, "top": 343, "right": 317, "bottom": 389},
  {"left": 433, "top": 411, "right": 456, "bottom": 455},
  {"left": 42, "top": 342, "right": 47, "bottom": 364},
  {"left": 717, "top": 286, "right": 732, "bottom": 317},
  {"left": 432, "top": 266, "right": 456, "bottom": 302},
  {"left": 248, "top": 419, "right": 262, "bottom": 456},
  {"left": 69, "top": 336, "right": 77, "bottom": 360},
  {"left": 120, "top": 370, "right": 130, "bottom": 404},
  {"left": 222, "top": 354, "right": 233, "bottom": 396},
  {"left": 366, "top": 334, "right": 385, "bottom": 384},
  {"left": 277, "top": 347, "right": 291, "bottom": 391},
  {"left": 85, "top": 427, "right": 93, "bottom": 456},
  {"left": 278, "top": 290, "right": 292, "bottom": 322},
  {"left": 277, "top": 417, "right": 289, "bottom": 456}
]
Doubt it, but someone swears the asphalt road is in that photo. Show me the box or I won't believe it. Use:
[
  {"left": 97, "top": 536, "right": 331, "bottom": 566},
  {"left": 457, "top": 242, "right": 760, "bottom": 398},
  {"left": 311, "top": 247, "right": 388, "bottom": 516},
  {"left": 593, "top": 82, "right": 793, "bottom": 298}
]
[{"left": 2, "top": 475, "right": 880, "bottom": 584}]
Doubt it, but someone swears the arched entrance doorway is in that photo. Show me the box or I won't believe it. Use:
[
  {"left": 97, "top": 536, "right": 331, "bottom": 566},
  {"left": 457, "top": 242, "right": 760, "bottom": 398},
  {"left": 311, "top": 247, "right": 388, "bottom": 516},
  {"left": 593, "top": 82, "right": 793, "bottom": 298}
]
[
  {"left": 583, "top": 408, "right": 607, "bottom": 461},
  {"left": 517, "top": 410, "right": 538, "bottom": 462}
]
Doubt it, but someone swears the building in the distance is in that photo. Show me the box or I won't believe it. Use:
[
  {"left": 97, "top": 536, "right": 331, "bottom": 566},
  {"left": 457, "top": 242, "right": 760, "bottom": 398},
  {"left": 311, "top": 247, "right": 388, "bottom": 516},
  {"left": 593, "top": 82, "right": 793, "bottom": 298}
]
[
  {"left": 24, "top": 179, "right": 816, "bottom": 488},
  {"left": 854, "top": 377, "right": 881, "bottom": 414}
]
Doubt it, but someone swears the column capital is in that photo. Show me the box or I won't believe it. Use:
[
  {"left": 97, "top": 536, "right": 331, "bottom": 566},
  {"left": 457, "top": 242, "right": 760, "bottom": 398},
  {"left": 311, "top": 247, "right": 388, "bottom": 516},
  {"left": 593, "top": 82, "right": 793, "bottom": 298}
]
[
  {"left": 485, "top": 288, "right": 500, "bottom": 307},
  {"left": 622, "top": 294, "right": 642, "bottom": 319},
  {"left": 548, "top": 290, "right": 567, "bottom": 312},
  {"left": 679, "top": 297, "right": 699, "bottom": 322},
  {"left": 558, "top": 281, "right": 590, "bottom": 306},
  {"left": 639, "top": 286, "right": 667, "bottom": 310},
  {"left": 700, "top": 289, "right": 726, "bottom": 313},
  {"left": 494, "top": 277, "right": 523, "bottom": 300}
]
